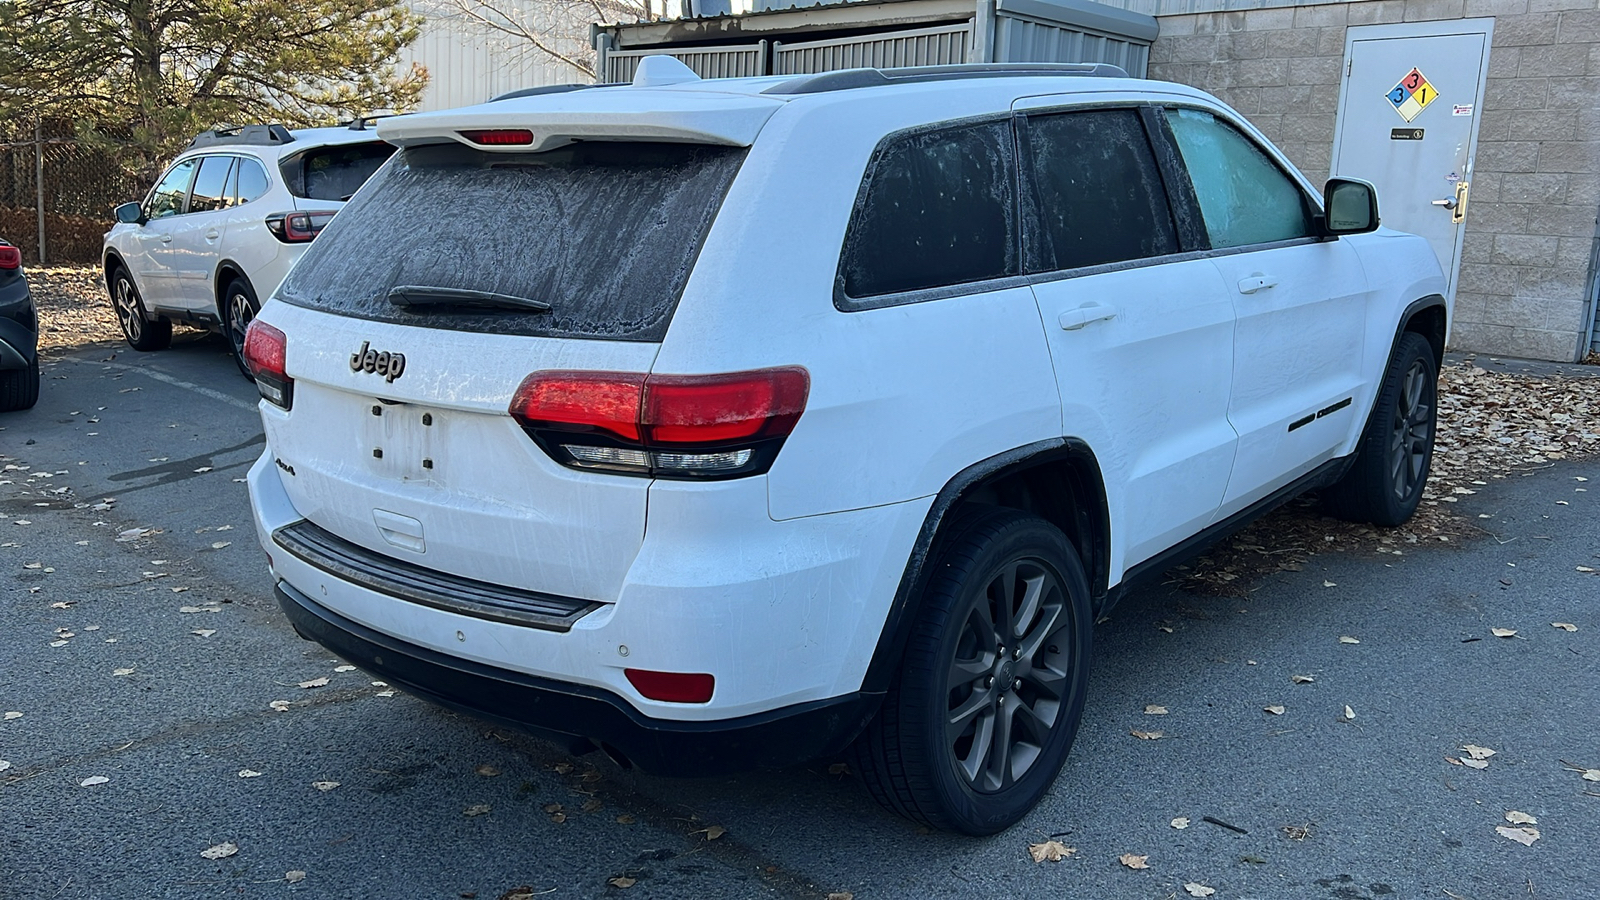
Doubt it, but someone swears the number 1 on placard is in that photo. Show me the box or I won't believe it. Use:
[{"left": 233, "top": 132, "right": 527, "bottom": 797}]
[{"left": 1416, "top": 85, "right": 1432, "bottom": 104}]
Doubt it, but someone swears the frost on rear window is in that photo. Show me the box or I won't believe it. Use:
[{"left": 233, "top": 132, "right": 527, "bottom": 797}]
[
  {"left": 838, "top": 120, "right": 1018, "bottom": 302},
  {"left": 276, "top": 141, "right": 747, "bottom": 342}
]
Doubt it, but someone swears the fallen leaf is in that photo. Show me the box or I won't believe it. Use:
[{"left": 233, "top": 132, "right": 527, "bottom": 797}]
[
  {"left": 114, "top": 527, "right": 152, "bottom": 542},
  {"left": 1118, "top": 853, "right": 1150, "bottom": 870},
  {"left": 239, "top": 769, "right": 263, "bottom": 778},
  {"left": 1323, "top": 580, "right": 1336, "bottom": 587},
  {"left": 826, "top": 894, "right": 854, "bottom": 900},
  {"left": 298, "top": 677, "right": 329, "bottom": 689},
  {"left": 285, "top": 871, "right": 306, "bottom": 884},
  {"left": 463, "top": 804, "right": 491, "bottom": 817},
  {"left": 200, "top": 842, "right": 238, "bottom": 860},
  {"left": 1460, "top": 758, "right": 1490, "bottom": 769},
  {"left": 1130, "top": 730, "right": 1164, "bottom": 740},
  {"left": 333, "top": 665, "right": 356, "bottom": 672},
  {"left": 1027, "top": 840, "right": 1076, "bottom": 862},
  {"left": 1263, "top": 706, "right": 1285, "bottom": 715},
  {"left": 269, "top": 700, "right": 290, "bottom": 712},
  {"left": 0, "top": 760, "right": 10, "bottom": 772},
  {"left": 1505, "top": 811, "right": 1537, "bottom": 825},
  {"left": 1170, "top": 817, "right": 1190, "bottom": 829},
  {"left": 171, "top": 586, "right": 188, "bottom": 593},
  {"left": 1144, "top": 705, "right": 1168, "bottom": 715},
  {"left": 1491, "top": 628, "right": 1517, "bottom": 638},
  {"left": 582, "top": 798, "right": 602, "bottom": 813},
  {"left": 475, "top": 765, "right": 501, "bottom": 777},
  {"left": 1578, "top": 566, "right": 1595, "bottom": 573},
  {"left": 1183, "top": 884, "right": 1217, "bottom": 898},
  {"left": 616, "top": 814, "right": 636, "bottom": 824},
  {"left": 210, "top": 541, "right": 230, "bottom": 550},
  {"left": 112, "top": 668, "right": 134, "bottom": 677},
  {"left": 191, "top": 629, "right": 216, "bottom": 638},
  {"left": 194, "top": 467, "right": 213, "bottom": 473},
  {"left": 1462, "top": 745, "right": 1496, "bottom": 760},
  {"left": 1583, "top": 770, "right": 1600, "bottom": 782},
  {"left": 5, "top": 711, "right": 22, "bottom": 720},
  {"left": 827, "top": 762, "right": 850, "bottom": 775},
  {"left": 702, "top": 825, "right": 726, "bottom": 840},
  {"left": 1338, "top": 636, "right": 1360, "bottom": 644},
  {"left": 608, "top": 876, "right": 636, "bottom": 889},
  {"left": 79, "top": 775, "right": 109, "bottom": 787},
  {"left": 1343, "top": 705, "right": 1356, "bottom": 720},
  {"left": 312, "top": 781, "right": 339, "bottom": 792},
  {"left": 1290, "top": 674, "right": 1315, "bottom": 684},
  {"left": 1496, "top": 825, "right": 1540, "bottom": 846},
  {"left": 374, "top": 690, "right": 395, "bottom": 698},
  {"left": 49, "top": 640, "right": 68, "bottom": 648}
]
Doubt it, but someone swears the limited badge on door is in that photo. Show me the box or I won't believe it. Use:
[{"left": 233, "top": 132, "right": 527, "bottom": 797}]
[{"left": 1385, "top": 67, "right": 1437, "bottom": 122}]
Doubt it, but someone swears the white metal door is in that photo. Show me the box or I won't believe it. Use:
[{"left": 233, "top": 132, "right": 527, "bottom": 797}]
[{"left": 1332, "top": 21, "right": 1494, "bottom": 308}]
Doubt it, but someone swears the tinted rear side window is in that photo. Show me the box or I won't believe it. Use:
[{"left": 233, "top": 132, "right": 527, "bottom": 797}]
[
  {"left": 840, "top": 121, "right": 1018, "bottom": 301},
  {"left": 1020, "top": 109, "right": 1178, "bottom": 273},
  {"left": 276, "top": 141, "right": 747, "bottom": 341},
  {"left": 281, "top": 141, "right": 397, "bottom": 201}
]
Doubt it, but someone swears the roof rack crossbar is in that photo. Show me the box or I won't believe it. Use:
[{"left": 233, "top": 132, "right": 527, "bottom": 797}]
[
  {"left": 764, "top": 63, "right": 1129, "bottom": 96},
  {"left": 189, "top": 124, "right": 296, "bottom": 148}
]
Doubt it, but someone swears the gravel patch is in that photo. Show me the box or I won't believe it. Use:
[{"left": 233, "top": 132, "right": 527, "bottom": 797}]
[{"left": 28, "top": 266, "right": 121, "bottom": 352}]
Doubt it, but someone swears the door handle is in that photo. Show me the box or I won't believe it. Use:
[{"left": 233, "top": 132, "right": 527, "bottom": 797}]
[
  {"left": 159, "top": 234, "right": 172, "bottom": 243},
  {"left": 1058, "top": 304, "right": 1118, "bottom": 330},
  {"left": 1237, "top": 274, "right": 1278, "bottom": 294},
  {"left": 1431, "top": 198, "right": 1457, "bottom": 210},
  {"left": 204, "top": 230, "right": 220, "bottom": 240}
]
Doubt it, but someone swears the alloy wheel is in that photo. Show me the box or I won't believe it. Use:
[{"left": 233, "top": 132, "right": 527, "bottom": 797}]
[
  {"left": 945, "top": 557, "right": 1072, "bottom": 793},
  {"left": 1388, "top": 359, "right": 1432, "bottom": 501},
  {"left": 228, "top": 289, "right": 255, "bottom": 360},
  {"left": 114, "top": 276, "right": 142, "bottom": 343}
]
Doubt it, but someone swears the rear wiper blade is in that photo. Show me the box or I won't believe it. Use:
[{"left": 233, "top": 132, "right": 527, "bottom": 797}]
[{"left": 387, "top": 285, "right": 552, "bottom": 312}]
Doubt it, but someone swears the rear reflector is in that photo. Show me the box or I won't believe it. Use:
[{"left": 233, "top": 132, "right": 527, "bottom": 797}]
[
  {"left": 459, "top": 129, "right": 535, "bottom": 146},
  {"left": 0, "top": 245, "right": 19, "bottom": 269},
  {"left": 510, "top": 368, "right": 808, "bottom": 480},
  {"left": 625, "top": 669, "right": 715, "bottom": 703},
  {"left": 243, "top": 320, "right": 293, "bottom": 409}
]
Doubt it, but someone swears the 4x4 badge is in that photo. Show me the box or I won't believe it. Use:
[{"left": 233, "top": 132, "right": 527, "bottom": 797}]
[{"left": 350, "top": 341, "right": 406, "bottom": 383}]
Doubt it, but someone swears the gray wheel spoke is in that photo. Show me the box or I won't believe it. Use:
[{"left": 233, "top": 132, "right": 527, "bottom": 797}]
[
  {"left": 957, "top": 709, "right": 996, "bottom": 784},
  {"left": 948, "top": 686, "right": 992, "bottom": 733},
  {"left": 983, "top": 696, "right": 1018, "bottom": 790},
  {"left": 949, "top": 654, "right": 990, "bottom": 685},
  {"left": 1016, "top": 601, "right": 1061, "bottom": 663},
  {"left": 1012, "top": 573, "right": 1045, "bottom": 640},
  {"left": 1027, "top": 663, "right": 1068, "bottom": 700},
  {"left": 993, "top": 566, "right": 1016, "bottom": 640}
]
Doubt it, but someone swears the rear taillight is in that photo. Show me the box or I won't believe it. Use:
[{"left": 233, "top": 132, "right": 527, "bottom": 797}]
[
  {"left": 0, "top": 245, "right": 19, "bottom": 269},
  {"left": 265, "top": 210, "right": 338, "bottom": 243},
  {"left": 459, "top": 129, "right": 535, "bottom": 146},
  {"left": 243, "top": 320, "right": 293, "bottom": 409},
  {"left": 509, "top": 367, "right": 808, "bottom": 479}
]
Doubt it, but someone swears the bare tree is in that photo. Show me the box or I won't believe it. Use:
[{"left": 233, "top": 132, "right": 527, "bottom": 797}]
[{"left": 422, "top": 0, "right": 651, "bottom": 79}]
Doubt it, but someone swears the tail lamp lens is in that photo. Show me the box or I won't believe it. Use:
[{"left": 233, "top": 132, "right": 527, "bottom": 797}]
[
  {"left": 509, "top": 367, "right": 808, "bottom": 479},
  {"left": 0, "top": 246, "right": 20, "bottom": 269},
  {"left": 625, "top": 669, "right": 714, "bottom": 703},
  {"left": 243, "top": 320, "right": 293, "bottom": 409},
  {"left": 266, "top": 211, "right": 338, "bottom": 243}
]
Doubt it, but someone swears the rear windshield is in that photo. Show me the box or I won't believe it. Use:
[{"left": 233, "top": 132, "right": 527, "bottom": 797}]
[
  {"left": 276, "top": 141, "right": 747, "bottom": 342},
  {"left": 280, "top": 140, "right": 396, "bottom": 201}
]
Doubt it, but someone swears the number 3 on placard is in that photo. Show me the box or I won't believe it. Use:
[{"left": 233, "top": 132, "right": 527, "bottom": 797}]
[{"left": 1404, "top": 71, "right": 1421, "bottom": 90}]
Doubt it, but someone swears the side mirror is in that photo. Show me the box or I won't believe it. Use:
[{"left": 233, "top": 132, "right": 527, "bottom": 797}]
[
  {"left": 114, "top": 201, "right": 145, "bottom": 225},
  {"left": 1322, "top": 178, "right": 1379, "bottom": 236}
]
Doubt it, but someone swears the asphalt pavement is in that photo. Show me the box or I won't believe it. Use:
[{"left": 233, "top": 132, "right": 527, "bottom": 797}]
[{"left": 3, "top": 333, "right": 1598, "bottom": 900}]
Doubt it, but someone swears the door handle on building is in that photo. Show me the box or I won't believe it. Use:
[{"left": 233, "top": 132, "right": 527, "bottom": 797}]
[
  {"left": 1059, "top": 304, "right": 1118, "bottom": 330},
  {"left": 1431, "top": 197, "right": 1457, "bottom": 209},
  {"left": 1237, "top": 274, "right": 1278, "bottom": 294}
]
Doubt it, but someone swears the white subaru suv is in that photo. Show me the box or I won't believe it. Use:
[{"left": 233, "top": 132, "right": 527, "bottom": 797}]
[
  {"left": 245, "top": 59, "right": 1447, "bottom": 834},
  {"left": 103, "top": 123, "right": 394, "bottom": 373}
]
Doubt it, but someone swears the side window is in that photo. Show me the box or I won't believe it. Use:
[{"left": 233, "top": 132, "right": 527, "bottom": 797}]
[
  {"left": 1020, "top": 108, "right": 1179, "bottom": 273},
  {"left": 841, "top": 121, "right": 1018, "bottom": 299},
  {"left": 188, "top": 156, "right": 235, "bottom": 214},
  {"left": 145, "top": 159, "right": 199, "bottom": 220},
  {"left": 235, "top": 159, "right": 271, "bottom": 206},
  {"left": 1165, "top": 108, "right": 1314, "bottom": 249}
]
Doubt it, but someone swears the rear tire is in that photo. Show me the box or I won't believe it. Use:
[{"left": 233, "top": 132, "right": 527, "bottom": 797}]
[
  {"left": 1322, "top": 331, "right": 1437, "bottom": 526},
  {"left": 852, "top": 508, "right": 1092, "bottom": 835},
  {"left": 0, "top": 355, "right": 39, "bottom": 411},
  {"left": 222, "top": 276, "right": 259, "bottom": 379},
  {"left": 109, "top": 267, "right": 171, "bottom": 352}
]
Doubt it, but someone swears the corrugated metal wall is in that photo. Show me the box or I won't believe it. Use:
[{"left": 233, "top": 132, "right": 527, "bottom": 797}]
[
  {"left": 403, "top": 2, "right": 594, "bottom": 111},
  {"left": 772, "top": 23, "right": 972, "bottom": 73},
  {"left": 994, "top": 13, "right": 1149, "bottom": 76},
  {"left": 600, "top": 44, "right": 768, "bottom": 83}
]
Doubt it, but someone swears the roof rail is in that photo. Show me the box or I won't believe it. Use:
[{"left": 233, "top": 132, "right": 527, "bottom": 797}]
[
  {"left": 764, "top": 63, "right": 1129, "bottom": 96},
  {"left": 488, "top": 84, "right": 598, "bottom": 102},
  {"left": 346, "top": 114, "right": 398, "bottom": 131},
  {"left": 189, "top": 124, "right": 296, "bottom": 148}
]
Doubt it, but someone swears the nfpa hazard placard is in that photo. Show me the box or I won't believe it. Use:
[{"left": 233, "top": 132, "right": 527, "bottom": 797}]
[{"left": 1385, "top": 68, "right": 1437, "bottom": 122}]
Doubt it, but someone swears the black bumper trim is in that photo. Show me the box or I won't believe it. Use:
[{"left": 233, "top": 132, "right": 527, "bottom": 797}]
[
  {"left": 273, "top": 519, "right": 601, "bottom": 631},
  {"left": 275, "top": 582, "right": 881, "bottom": 776}
]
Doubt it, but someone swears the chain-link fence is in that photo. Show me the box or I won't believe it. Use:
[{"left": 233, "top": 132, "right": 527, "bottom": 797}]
[{"left": 0, "top": 121, "right": 146, "bottom": 266}]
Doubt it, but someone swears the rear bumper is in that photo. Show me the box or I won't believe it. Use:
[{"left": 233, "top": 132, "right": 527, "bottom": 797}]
[
  {"left": 277, "top": 580, "right": 877, "bottom": 775},
  {"left": 0, "top": 277, "right": 36, "bottom": 369}
]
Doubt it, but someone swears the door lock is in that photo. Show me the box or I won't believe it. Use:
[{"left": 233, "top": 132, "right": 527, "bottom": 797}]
[{"left": 1434, "top": 181, "right": 1469, "bottom": 224}]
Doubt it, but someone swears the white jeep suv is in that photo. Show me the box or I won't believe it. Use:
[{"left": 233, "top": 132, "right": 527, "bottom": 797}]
[
  {"left": 103, "top": 123, "right": 394, "bottom": 372},
  {"left": 245, "top": 60, "right": 1447, "bottom": 834}
]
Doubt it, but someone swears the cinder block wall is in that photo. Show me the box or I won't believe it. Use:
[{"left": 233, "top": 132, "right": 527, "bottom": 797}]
[{"left": 1146, "top": 0, "right": 1600, "bottom": 362}]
